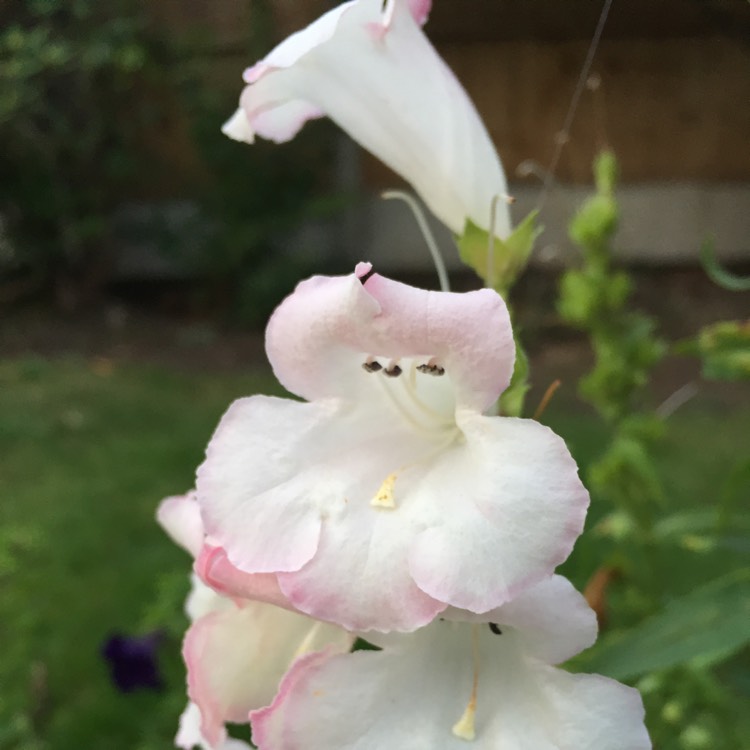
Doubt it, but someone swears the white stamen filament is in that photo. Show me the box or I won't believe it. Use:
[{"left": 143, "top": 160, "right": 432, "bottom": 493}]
[
  {"left": 293, "top": 621, "right": 323, "bottom": 659},
  {"left": 452, "top": 625, "right": 480, "bottom": 741},
  {"left": 375, "top": 368, "right": 453, "bottom": 439}
]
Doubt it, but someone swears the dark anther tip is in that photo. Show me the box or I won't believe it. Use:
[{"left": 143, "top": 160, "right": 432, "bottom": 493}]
[
  {"left": 384, "top": 365, "right": 402, "bottom": 377},
  {"left": 417, "top": 364, "right": 445, "bottom": 376},
  {"left": 489, "top": 623, "right": 503, "bottom": 635},
  {"left": 362, "top": 361, "right": 382, "bottom": 372}
]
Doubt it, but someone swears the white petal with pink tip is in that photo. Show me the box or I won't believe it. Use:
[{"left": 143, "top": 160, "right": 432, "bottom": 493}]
[
  {"left": 224, "top": 0, "right": 510, "bottom": 238},
  {"left": 252, "top": 578, "right": 650, "bottom": 750}
]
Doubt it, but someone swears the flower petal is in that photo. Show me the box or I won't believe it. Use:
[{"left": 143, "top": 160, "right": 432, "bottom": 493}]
[
  {"left": 185, "top": 603, "right": 352, "bottom": 747},
  {"left": 197, "top": 396, "right": 329, "bottom": 574},
  {"left": 195, "top": 545, "right": 294, "bottom": 612},
  {"left": 233, "top": 0, "right": 508, "bottom": 237},
  {"left": 176, "top": 701, "right": 252, "bottom": 750},
  {"left": 221, "top": 108, "right": 255, "bottom": 144},
  {"left": 408, "top": 414, "right": 589, "bottom": 613},
  {"left": 443, "top": 575, "right": 598, "bottom": 665},
  {"left": 157, "top": 492, "right": 204, "bottom": 559},
  {"left": 265, "top": 265, "right": 515, "bottom": 412},
  {"left": 252, "top": 621, "right": 650, "bottom": 750}
]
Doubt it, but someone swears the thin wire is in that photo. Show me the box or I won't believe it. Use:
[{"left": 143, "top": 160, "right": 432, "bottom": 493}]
[
  {"left": 382, "top": 190, "right": 450, "bottom": 292},
  {"left": 538, "top": 0, "right": 614, "bottom": 210}
]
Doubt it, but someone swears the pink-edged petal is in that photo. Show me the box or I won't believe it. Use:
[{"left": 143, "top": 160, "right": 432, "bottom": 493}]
[
  {"left": 443, "top": 575, "right": 598, "bottom": 665},
  {"left": 197, "top": 396, "right": 331, "bottom": 574},
  {"left": 407, "top": 0, "right": 431, "bottom": 24},
  {"left": 185, "top": 603, "right": 352, "bottom": 747},
  {"left": 266, "top": 265, "right": 514, "bottom": 412},
  {"left": 157, "top": 492, "right": 204, "bottom": 558},
  {"left": 409, "top": 414, "right": 589, "bottom": 612},
  {"left": 195, "top": 545, "right": 294, "bottom": 612},
  {"left": 185, "top": 572, "right": 236, "bottom": 622},
  {"left": 252, "top": 621, "right": 650, "bottom": 750},
  {"left": 277, "top": 502, "right": 447, "bottom": 632},
  {"left": 232, "top": 0, "right": 509, "bottom": 237},
  {"left": 243, "top": 2, "right": 357, "bottom": 82}
]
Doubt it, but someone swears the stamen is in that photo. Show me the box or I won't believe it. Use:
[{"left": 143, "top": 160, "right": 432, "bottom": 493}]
[
  {"left": 488, "top": 623, "right": 502, "bottom": 635},
  {"left": 362, "top": 357, "right": 383, "bottom": 373},
  {"left": 452, "top": 625, "right": 480, "bottom": 741},
  {"left": 384, "top": 361, "right": 402, "bottom": 377},
  {"left": 371, "top": 473, "right": 397, "bottom": 510},
  {"left": 417, "top": 360, "right": 445, "bottom": 376}
]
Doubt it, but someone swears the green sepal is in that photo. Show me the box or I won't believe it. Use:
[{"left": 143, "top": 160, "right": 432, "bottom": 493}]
[{"left": 456, "top": 210, "right": 542, "bottom": 296}]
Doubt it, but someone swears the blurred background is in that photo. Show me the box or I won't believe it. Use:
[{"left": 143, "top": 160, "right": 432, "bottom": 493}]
[{"left": 1, "top": 1, "right": 748, "bottom": 749}]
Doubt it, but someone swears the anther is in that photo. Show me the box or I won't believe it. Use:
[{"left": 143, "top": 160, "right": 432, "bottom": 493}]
[
  {"left": 362, "top": 358, "right": 382, "bottom": 373},
  {"left": 489, "top": 623, "right": 502, "bottom": 635},
  {"left": 417, "top": 363, "right": 445, "bottom": 376},
  {"left": 384, "top": 363, "right": 402, "bottom": 377},
  {"left": 371, "top": 473, "right": 397, "bottom": 510}
]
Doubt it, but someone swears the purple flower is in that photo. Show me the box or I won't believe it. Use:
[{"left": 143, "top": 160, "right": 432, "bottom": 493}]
[{"left": 102, "top": 631, "right": 164, "bottom": 692}]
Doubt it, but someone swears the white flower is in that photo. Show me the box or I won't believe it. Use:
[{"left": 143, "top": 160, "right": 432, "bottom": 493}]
[
  {"left": 223, "top": 0, "right": 510, "bottom": 238},
  {"left": 196, "top": 265, "right": 588, "bottom": 633},
  {"left": 157, "top": 494, "right": 353, "bottom": 750},
  {"left": 252, "top": 576, "right": 652, "bottom": 749}
]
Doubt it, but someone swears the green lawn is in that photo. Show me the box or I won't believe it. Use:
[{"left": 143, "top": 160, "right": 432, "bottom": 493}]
[{"left": 0, "top": 356, "right": 747, "bottom": 749}]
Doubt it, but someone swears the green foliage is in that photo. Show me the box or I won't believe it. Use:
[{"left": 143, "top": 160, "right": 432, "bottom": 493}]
[
  {"left": 679, "top": 320, "right": 750, "bottom": 381},
  {"left": 576, "top": 570, "right": 750, "bottom": 680},
  {"left": 456, "top": 210, "right": 542, "bottom": 297},
  {"left": 2, "top": 356, "right": 748, "bottom": 748},
  {"left": 556, "top": 151, "right": 749, "bottom": 750},
  {"left": 0, "top": 0, "right": 164, "bottom": 300},
  {"left": 0, "top": 357, "right": 284, "bottom": 749},
  {"left": 559, "top": 152, "right": 665, "bottom": 421}
]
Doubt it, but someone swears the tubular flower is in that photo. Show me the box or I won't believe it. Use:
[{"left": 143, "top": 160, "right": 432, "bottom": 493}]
[
  {"left": 251, "top": 576, "right": 652, "bottom": 750},
  {"left": 222, "top": 0, "right": 510, "bottom": 239},
  {"left": 196, "top": 265, "right": 589, "bottom": 633},
  {"left": 157, "top": 494, "right": 353, "bottom": 750}
]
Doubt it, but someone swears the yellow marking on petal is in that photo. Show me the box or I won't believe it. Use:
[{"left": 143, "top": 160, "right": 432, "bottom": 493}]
[
  {"left": 452, "top": 625, "right": 480, "bottom": 742},
  {"left": 371, "top": 473, "right": 397, "bottom": 510}
]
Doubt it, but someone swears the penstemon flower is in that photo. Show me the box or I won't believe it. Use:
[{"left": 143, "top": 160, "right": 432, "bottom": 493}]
[
  {"left": 251, "top": 576, "right": 652, "bottom": 749},
  {"left": 157, "top": 493, "right": 353, "bottom": 750},
  {"left": 222, "top": 0, "right": 511, "bottom": 240},
  {"left": 196, "top": 264, "right": 589, "bottom": 633}
]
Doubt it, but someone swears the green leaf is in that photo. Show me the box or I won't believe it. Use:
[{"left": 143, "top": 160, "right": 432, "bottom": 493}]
[
  {"left": 456, "top": 210, "right": 542, "bottom": 295},
  {"left": 575, "top": 570, "right": 750, "bottom": 680}
]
